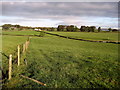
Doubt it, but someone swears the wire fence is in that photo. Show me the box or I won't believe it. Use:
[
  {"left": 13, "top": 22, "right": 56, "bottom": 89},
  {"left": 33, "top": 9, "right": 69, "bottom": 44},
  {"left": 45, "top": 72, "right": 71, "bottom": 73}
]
[{"left": 8, "top": 37, "right": 30, "bottom": 80}]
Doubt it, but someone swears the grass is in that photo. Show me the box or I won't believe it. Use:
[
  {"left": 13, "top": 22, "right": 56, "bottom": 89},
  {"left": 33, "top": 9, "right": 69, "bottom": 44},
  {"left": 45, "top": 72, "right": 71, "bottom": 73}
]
[
  {"left": 2, "top": 35, "right": 28, "bottom": 84},
  {"left": 2, "top": 30, "right": 40, "bottom": 36},
  {"left": 2, "top": 31, "right": 119, "bottom": 88},
  {"left": 2, "top": 35, "right": 28, "bottom": 55},
  {"left": 3, "top": 30, "right": 119, "bottom": 41},
  {"left": 47, "top": 31, "right": 119, "bottom": 41},
  {"left": 2, "top": 30, "right": 52, "bottom": 38}
]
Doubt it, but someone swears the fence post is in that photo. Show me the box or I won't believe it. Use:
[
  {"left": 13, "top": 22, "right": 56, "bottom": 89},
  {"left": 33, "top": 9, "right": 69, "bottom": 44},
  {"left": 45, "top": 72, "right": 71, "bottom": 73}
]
[
  {"left": 25, "top": 41, "right": 27, "bottom": 50},
  {"left": 18, "top": 45, "right": 20, "bottom": 66},
  {"left": 27, "top": 41, "right": 29, "bottom": 49},
  {"left": 8, "top": 54, "right": 12, "bottom": 80},
  {"left": 26, "top": 41, "right": 28, "bottom": 50},
  {"left": 23, "top": 43, "right": 25, "bottom": 53},
  {"left": 25, "top": 41, "right": 29, "bottom": 50}
]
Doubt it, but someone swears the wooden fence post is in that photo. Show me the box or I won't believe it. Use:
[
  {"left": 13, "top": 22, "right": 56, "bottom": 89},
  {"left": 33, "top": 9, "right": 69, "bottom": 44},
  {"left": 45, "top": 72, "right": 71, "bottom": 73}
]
[
  {"left": 25, "top": 41, "right": 29, "bottom": 50},
  {"left": 8, "top": 54, "right": 12, "bottom": 80},
  {"left": 26, "top": 41, "right": 28, "bottom": 50},
  {"left": 25, "top": 41, "right": 27, "bottom": 50},
  {"left": 18, "top": 45, "right": 20, "bottom": 66},
  {"left": 27, "top": 41, "right": 29, "bottom": 49},
  {"left": 23, "top": 43, "right": 25, "bottom": 53}
]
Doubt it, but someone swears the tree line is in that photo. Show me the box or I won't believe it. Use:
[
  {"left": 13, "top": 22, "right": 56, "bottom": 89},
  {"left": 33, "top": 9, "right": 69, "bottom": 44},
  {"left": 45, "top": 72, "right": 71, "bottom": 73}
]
[
  {"left": 1, "top": 24, "right": 118, "bottom": 32},
  {"left": 57, "top": 25, "right": 118, "bottom": 32},
  {"left": 1, "top": 24, "right": 57, "bottom": 31},
  {"left": 2, "top": 24, "right": 34, "bottom": 31}
]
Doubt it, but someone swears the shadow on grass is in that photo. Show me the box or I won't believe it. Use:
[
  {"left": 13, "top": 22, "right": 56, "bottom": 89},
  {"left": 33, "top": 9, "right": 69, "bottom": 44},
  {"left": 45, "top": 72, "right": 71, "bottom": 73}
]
[{"left": 0, "top": 52, "right": 9, "bottom": 59}]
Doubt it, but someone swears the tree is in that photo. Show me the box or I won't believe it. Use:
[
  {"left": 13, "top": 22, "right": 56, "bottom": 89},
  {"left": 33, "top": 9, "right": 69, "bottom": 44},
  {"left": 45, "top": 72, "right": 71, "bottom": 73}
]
[
  {"left": 98, "top": 27, "right": 101, "bottom": 32},
  {"left": 66, "top": 26, "right": 71, "bottom": 31},
  {"left": 14, "top": 24, "right": 20, "bottom": 28},
  {"left": 80, "top": 26, "right": 96, "bottom": 32},
  {"left": 66, "top": 25, "right": 76, "bottom": 32},
  {"left": 108, "top": 28, "right": 112, "bottom": 32},
  {"left": 90, "top": 26, "right": 96, "bottom": 32},
  {"left": 112, "top": 29, "right": 118, "bottom": 32},
  {"left": 57, "top": 25, "right": 66, "bottom": 31},
  {"left": 85, "top": 26, "right": 89, "bottom": 32},
  {"left": 74, "top": 26, "right": 79, "bottom": 32},
  {"left": 2, "top": 24, "right": 12, "bottom": 30},
  {"left": 80, "top": 26, "right": 86, "bottom": 32},
  {"left": 69, "top": 25, "right": 74, "bottom": 32}
]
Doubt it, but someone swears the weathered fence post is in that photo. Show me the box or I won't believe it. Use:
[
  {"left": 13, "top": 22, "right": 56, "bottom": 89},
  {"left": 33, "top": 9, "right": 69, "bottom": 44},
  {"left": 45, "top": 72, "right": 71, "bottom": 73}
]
[
  {"left": 27, "top": 41, "right": 30, "bottom": 48},
  {"left": 8, "top": 54, "right": 12, "bottom": 80},
  {"left": 25, "top": 41, "right": 27, "bottom": 50},
  {"left": 18, "top": 45, "right": 20, "bottom": 66},
  {"left": 23, "top": 43, "right": 25, "bottom": 53},
  {"left": 26, "top": 41, "right": 28, "bottom": 50},
  {"left": 25, "top": 41, "right": 29, "bottom": 50},
  {"left": 22, "top": 39, "right": 30, "bottom": 53}
]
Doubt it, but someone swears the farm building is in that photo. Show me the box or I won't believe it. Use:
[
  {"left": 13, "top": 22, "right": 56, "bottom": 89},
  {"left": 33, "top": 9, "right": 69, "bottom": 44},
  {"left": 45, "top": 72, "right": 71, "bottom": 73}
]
[{"left": 34, "top": 29, "right": 42, "bottom": 31}]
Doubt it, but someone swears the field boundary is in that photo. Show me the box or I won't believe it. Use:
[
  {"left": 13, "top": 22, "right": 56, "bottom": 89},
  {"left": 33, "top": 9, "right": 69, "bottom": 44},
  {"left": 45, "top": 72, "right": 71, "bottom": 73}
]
[
  {"left": 44, "top": 32, "right": 120, "bottom": 44},
  {"left": 2, "top": 37, "right": 30, "bottom": 80},
  {"left": 2, "top": 32, "right": 120, "bottom": 44}
]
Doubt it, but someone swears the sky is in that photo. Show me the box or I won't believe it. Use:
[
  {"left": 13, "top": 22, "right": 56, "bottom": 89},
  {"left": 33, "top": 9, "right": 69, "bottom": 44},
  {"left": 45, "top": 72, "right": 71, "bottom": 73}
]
[{"left": 0, "top": 1, "right": 119, "bottom": 28}]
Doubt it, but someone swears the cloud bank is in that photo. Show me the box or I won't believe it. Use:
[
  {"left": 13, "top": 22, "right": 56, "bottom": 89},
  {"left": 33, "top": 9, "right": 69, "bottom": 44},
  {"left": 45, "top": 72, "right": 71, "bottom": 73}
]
[{"left": 1, "top": 2, "right": 118, "bottom": 28}]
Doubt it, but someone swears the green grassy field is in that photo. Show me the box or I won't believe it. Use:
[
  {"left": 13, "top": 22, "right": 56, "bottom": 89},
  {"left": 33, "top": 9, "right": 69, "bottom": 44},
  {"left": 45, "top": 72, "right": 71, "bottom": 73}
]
[
  {"left": 3, "top": 30, "right": 119, "bottom": 41},
  {"left": 2, "top": 31, "right": 40, "bottom": 36},
  {"left": 47, "top": 31, "right": 119, "bottom": 41},
  {"left": 2, "top": 36, "right": 28, "bottom": 55},
  {"left": 2, "top": 36, "right": 28, "bottom": 84},
  {"left": 2, "top": 31, "right": 119, "bottom": 88}
]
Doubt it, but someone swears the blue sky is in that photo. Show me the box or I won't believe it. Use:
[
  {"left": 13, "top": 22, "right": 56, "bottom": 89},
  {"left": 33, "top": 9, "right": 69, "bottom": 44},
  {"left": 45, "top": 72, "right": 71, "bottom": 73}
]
[{"left": 1, "top": 2, "right": 118, "bottom": 28}]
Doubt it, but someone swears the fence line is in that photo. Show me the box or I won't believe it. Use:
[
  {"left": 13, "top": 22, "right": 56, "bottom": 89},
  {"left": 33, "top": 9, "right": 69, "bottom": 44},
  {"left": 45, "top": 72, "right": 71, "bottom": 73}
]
[
  {"left": 44, "top": 32, "right": 120, "bottom": 44},
  {"left": 8, "top": 37, "right": 30, "bottom": 80},
  {"left": 6, "top": 37, "right": 46, "bottom": 86}
]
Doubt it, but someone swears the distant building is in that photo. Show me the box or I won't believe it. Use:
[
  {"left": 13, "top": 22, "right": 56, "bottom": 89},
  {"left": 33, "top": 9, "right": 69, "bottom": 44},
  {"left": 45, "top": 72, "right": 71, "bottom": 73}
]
[{"left": 34, "top": 29, "right": 42, "bottom": 31}]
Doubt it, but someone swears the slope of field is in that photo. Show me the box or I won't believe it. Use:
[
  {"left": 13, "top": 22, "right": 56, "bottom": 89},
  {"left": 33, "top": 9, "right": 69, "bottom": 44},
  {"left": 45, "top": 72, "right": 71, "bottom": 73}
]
[
  {"left": 2, "top": 31, "right": 119, "bottom": 88},
  {"left": 47, "top": 31, "right": 119, "bottom": 41}
]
